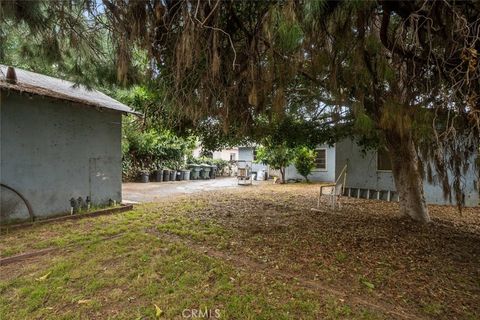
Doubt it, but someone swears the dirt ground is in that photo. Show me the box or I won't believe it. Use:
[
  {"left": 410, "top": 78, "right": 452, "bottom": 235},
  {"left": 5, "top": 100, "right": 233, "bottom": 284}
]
[
  {"left": 122, "top": 177, "right": 242, "bottom": 203},
  {"left": 1, "top": 182, "right": 479, "bottom": 319},
  {"left": 194, "top": 184, "right": 480, "bottom": 319},
  {"left": 157, "top": 183, "right": 480, "bottom": 319}
]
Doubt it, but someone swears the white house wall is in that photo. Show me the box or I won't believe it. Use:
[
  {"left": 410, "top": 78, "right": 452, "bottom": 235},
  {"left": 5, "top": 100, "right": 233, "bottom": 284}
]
[
  {"left": 192, "top": 147, "right": 239, "bottom": 161},
  {"left": 238, "top": 147, "right": 268, "bottom": 173},
  {"left": 335, "top": 139, "right": 479, "bottom": 207},
  {"left": 285, "top": 144, "right": 336, "bottom": 182},
  {"left": 192, "top": 146, "right": 202, "bottom": 158},
  {"left": 334, "top": 139, "right": 396, "bottom": 191},
  {"left": 212, "top": 148, "right": 239, "bottom": 161}
]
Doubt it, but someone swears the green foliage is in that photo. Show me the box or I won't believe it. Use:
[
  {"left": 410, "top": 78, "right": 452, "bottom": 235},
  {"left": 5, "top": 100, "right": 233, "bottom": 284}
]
[
  {"left": 294, "top": 147, "right": 316, "bottom": 182},
  {"left": 0, "top": 9, "right": 118, "bottom": 88},
  {"left": 256, "top": 142, "right": 295, "bottom": 183},
  {"left": 255, "top": 114, "right": 347, "bottom": 151},
  {"left": 272, "top": 5, "right": 304, "bottom": 54},
  {"left": 115, "top": 85, "right": 165, "bottom": 129},
  {"left": 116, "top": 83, "right": 198, "bottom": 180},
  {"left": 117, "top": 86, "right": 156, "bottom": 113},
  {"left": 256, "top": 143, "right": 295, "bottom": 171},
  {"left": 122, "top": 116, "right": 195, "bottom": 180},
  {"left": 254, "top": 112, "right": 340, "bottom": 183},
  {"left": 3, "top": 0, "right": 479, "bottom": 211},
  {"left": 303, "top": 0, "right": 327, "bottom": 28},
  {"left": 355, "top": 112, "right": 374, "bottom": 133}
]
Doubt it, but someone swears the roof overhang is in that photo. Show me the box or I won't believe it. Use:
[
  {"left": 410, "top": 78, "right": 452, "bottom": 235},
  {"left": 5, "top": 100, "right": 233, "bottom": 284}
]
[{"left": 0, "top": 65, "right": 140, "bottom": 115}]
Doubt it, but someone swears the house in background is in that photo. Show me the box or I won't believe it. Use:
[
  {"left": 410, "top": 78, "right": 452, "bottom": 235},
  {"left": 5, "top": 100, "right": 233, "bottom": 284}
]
[
  {"left": 192, "top": 145, "right": 269, "bottom": 176},
  {"left": 1, "top": 65, "right": 136, "bottom": 223},
  {"left": 192, "top": 145, "right": 240, "bottom": 162},
  {"left": 282, "top": 144, "right": 336, "bottom": 183},
  {"left": 217, "top": 148, "right": 239, "bottom": 162},
  {"left": 238, "top": 146, "right": 268, "bottom": 175},
  {"left": 284, "top": 139, "right": 479, "bottom": 207}
]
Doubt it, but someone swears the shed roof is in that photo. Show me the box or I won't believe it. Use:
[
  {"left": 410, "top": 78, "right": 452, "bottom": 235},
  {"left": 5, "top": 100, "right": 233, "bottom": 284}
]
[{"left": 0, "top": 65, "right": 136, "bottom": 114}]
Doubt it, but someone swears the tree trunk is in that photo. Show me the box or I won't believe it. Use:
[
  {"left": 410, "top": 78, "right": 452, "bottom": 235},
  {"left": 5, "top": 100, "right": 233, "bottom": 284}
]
[
  {"left": 280, "top": 167, "right": 286, "bottom": 184},
  {"left": 386, "top": 133, "right": 431, "bottom": 223}
]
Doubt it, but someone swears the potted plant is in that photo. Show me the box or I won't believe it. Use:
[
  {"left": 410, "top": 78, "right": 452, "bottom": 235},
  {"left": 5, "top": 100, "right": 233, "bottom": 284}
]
[
  {"left": 153, "top": 163, "right": 163, "bottom": 182},
  {"left": 169, "top": 168, "right": 176, "bottom": 181},
  {"left": 139, "top": 169, "right": 149, "bottom": 183},
  {"left": 163, "top": 168, "right": 171, "bottom": 182}
]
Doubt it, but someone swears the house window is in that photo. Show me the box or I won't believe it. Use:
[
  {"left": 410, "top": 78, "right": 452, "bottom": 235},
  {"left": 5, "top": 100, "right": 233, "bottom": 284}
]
[
  {"left": 377, "top": 147, "right": 392, "bottom": 171},
  {"left": 253, "top": 148, "right": 257, "bottom": 161},
  {"left": 314, "top": 148, "right": 327, "bottom": 170},
  {"left": 230, "top": 153, "right": 236, "bottom": 161}
]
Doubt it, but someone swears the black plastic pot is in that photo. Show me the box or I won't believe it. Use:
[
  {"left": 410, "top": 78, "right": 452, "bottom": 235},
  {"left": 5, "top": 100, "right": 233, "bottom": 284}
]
[
  {"left": 169, "top": 170, "right": 176, "bottom": 181},
  {"left": 139, "top": 171, "right": 149, "bottom": 183},
  {"left": 154, "top": 169, "right": 163, "bottom": 182},
  {"left": 163, "top": 169, "right": 170, "bottom": 182}
]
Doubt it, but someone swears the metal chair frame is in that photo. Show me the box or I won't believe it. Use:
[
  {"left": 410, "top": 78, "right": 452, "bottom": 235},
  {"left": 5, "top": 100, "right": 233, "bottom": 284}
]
[{"left": 312, "top": 163, "right": 348, "bottom": 211}]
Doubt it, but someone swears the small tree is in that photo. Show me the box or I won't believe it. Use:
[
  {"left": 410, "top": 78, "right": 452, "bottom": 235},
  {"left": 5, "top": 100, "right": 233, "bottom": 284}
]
[
  {"left": 294, "top": 147, "right": 316, "bottom": 182},
  {"left": 256, "top": 143, "right": 295, "bottom": 183}
]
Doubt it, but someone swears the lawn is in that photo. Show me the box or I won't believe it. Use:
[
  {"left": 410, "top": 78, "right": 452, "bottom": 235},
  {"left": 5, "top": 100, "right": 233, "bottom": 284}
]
[{"left": 1, "top": 183, "right": 479, "bottom": 319}]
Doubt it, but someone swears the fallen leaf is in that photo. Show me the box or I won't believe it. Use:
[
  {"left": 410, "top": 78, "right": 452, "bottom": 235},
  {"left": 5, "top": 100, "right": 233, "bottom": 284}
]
[
  {"left": 154, "top": 304, "right": 163, "bottom": 318},
  {"left": 77, "top": 299, "right": 92, "bottom": 304},
  {"left": 362, "top": 280, "right": 375, "bottom": 289},
  {"left": 35, "top": 271, "right": 52, "bottom": 281}
]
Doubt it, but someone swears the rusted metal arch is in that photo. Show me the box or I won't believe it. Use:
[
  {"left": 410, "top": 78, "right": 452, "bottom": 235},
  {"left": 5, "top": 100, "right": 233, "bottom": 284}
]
[{"left": 0, "top": 183, "right": 35, "bottom": 222}]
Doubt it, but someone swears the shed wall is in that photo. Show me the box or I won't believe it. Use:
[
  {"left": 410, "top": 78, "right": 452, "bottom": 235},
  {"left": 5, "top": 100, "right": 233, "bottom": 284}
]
[{"left": 1, "top": 90, "right": 122, "bottom": 222}]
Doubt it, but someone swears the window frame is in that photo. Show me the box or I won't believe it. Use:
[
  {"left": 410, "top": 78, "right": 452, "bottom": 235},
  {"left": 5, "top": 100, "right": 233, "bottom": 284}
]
[
  {"left": 376, "top": 147, "right": 393, "bottom": 172},
  {"left": 313, "top": 148, "right": 328, "bottom": 171}
]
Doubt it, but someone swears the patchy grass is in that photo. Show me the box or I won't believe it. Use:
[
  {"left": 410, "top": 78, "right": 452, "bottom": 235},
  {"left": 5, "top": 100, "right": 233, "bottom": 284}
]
[
  {"left": 0, "top": 223, "right": 367, "bottom": 319},
  {"left": 0, "top": 199, "right": 211, "bottom": 258},
  {"left": 1, "top": 182, "right": 479, "bottom": 319}
]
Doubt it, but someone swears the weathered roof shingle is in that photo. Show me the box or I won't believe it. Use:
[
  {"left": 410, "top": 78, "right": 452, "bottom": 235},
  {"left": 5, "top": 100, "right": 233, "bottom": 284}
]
[{"left": 0, "top": 65, "right": 136, "bottom": 114}]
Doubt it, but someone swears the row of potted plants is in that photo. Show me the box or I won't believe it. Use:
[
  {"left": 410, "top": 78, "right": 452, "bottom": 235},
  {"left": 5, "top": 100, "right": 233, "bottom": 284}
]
[{"left": 138, "top": 164, "right": 217, "bottom": 183}]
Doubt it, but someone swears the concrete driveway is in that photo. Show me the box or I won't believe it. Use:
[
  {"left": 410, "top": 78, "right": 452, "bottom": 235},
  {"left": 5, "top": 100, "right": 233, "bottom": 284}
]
[{"left": 122, "top": 177, "right": 242, "bottom": 203}]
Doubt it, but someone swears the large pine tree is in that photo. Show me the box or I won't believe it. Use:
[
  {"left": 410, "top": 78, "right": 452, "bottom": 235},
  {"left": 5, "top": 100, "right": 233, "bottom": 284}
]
[{"left": 2, "top": 0, "right": 478, "bottom": 222}]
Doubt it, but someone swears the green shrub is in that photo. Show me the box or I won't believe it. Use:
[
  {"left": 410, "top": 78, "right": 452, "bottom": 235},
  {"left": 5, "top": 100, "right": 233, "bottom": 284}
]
[
  {"left": 122, "top": 116, "right": 195, "bottom": 181},
  {"left": 256, "top": 143, "right": 295, "bottom": 183},
  {"left": 294, "top": 146, "right": 316, "bottom": 182}
]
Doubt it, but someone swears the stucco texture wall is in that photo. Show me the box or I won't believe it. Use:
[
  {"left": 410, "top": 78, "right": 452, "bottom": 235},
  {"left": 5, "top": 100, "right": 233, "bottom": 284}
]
[
  {"left": 212, "top": 148, "right": 238, "bottom": 161},
  {"left": 334, "top": 139, "right": 396, "bottom": 191},
  {"left": 1, "top": 90, "right": 122, "bottom": 222},
  {"left": 238, "top": 147, "right": 268, "bottom": 173},
  {"left": 285, "top": 144, "right": 336, "bottom": 182},
  {"left": 335, "top": 139, "right": 479, "bottom": 207}
]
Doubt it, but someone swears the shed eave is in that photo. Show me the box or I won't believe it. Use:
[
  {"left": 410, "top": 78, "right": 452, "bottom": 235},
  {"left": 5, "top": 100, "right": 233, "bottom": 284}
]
[{"left": 0, "top": 81, "right": 139, "bottom": 115}]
